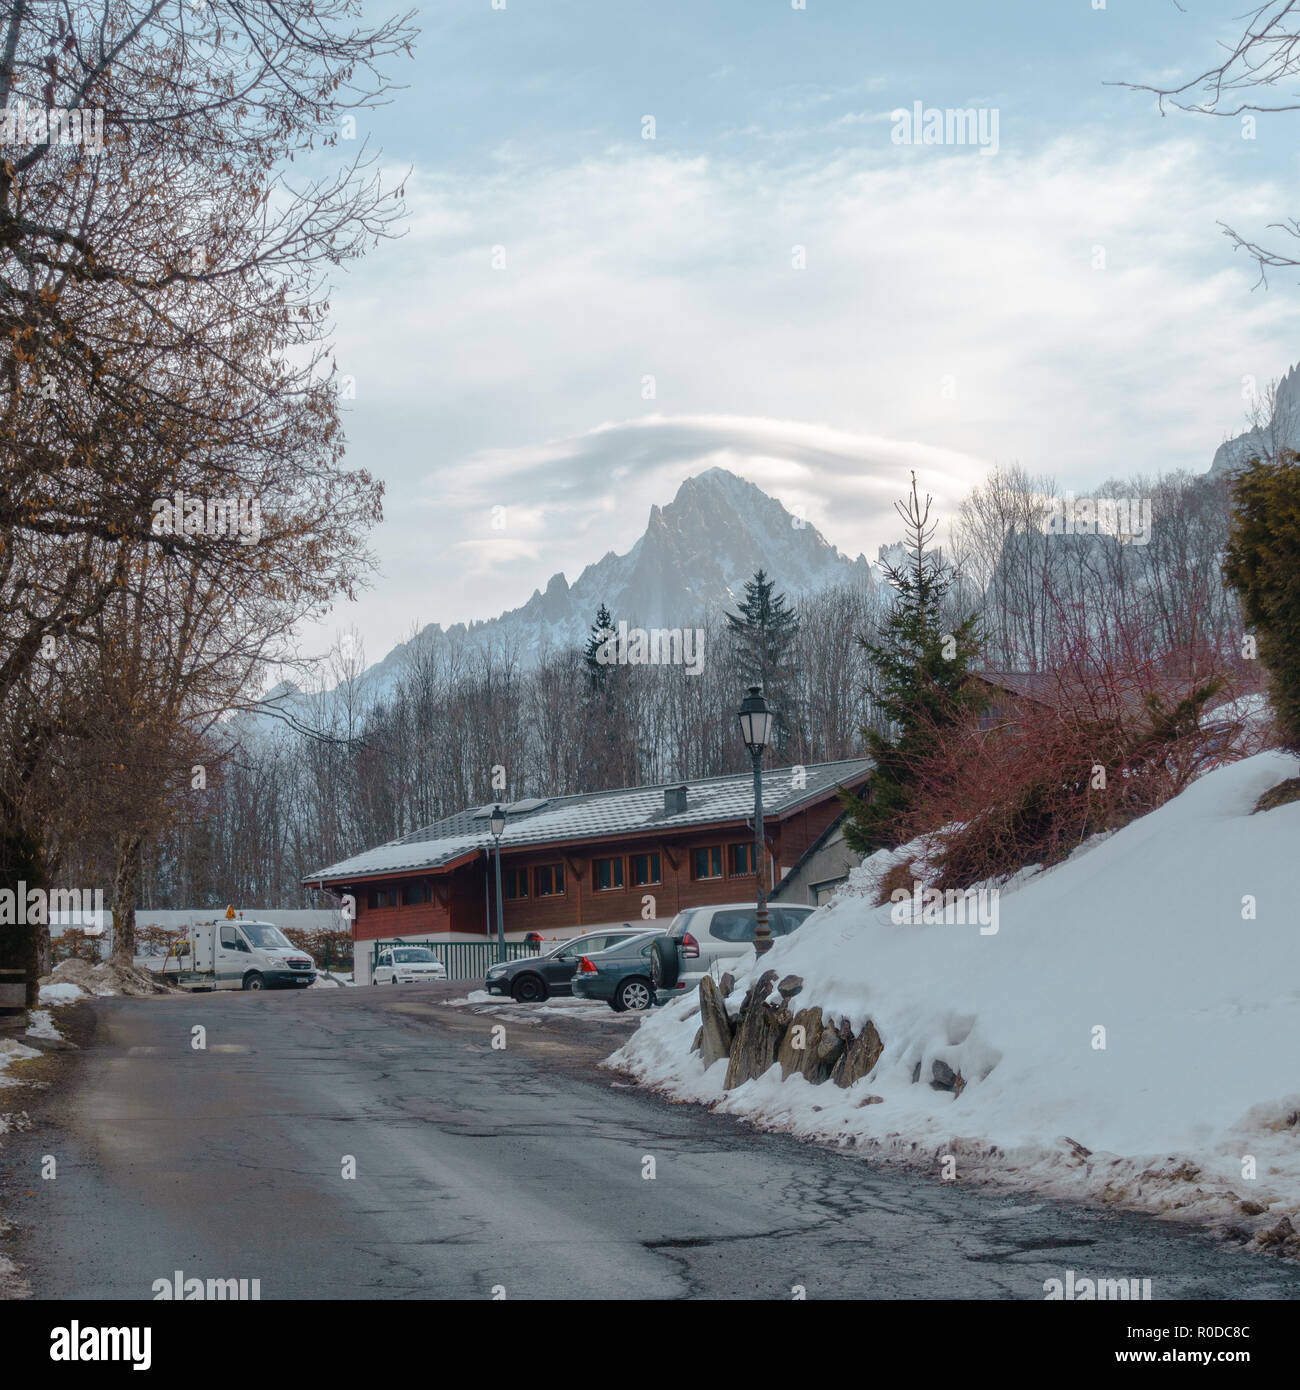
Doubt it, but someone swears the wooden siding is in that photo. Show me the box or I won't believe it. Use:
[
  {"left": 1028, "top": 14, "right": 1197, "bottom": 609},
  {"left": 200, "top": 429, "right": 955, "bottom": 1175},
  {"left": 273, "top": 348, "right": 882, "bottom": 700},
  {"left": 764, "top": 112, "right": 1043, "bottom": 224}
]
[{"left": 340, "top": 778, "right": 867, "bottom": 942}]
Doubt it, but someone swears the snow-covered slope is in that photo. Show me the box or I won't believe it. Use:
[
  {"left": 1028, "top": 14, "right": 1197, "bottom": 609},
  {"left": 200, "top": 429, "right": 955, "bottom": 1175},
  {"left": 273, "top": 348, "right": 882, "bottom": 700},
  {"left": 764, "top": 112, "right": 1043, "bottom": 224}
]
[{"left": 613, "top": 751, "right": 1300, "bottom": 1251}]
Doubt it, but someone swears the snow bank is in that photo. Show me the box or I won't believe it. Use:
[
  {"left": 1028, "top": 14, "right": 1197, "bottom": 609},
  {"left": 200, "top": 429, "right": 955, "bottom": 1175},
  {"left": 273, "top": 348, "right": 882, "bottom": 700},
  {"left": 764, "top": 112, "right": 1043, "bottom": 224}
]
[
  {"left": 24, "top": 1010, "right": 64, "bottom": 1042},
  {"left": 38, "top": 981, "right": 85, "bottom": 1005},
  {"left": 612, "top": 751, "right": 1300, "bottom": 1248},
  {"left": 0, "top": 1038, "right": 40, "bottom": 1088}
]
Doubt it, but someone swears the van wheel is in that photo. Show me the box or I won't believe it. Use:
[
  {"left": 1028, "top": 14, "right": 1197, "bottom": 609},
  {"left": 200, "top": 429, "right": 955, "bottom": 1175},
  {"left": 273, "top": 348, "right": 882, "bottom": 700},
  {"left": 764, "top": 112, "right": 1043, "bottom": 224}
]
[
  {"left": 613, "top": 977, "right": 652, "bottom": 1012},
  {"left": 649, "top": 939, "right": 679, "bottom": 990},
  {"left": 242, "top": 972, "right": 264, "bottom": 992},
  {"left": 511, "top": 974, "right": 547, "bottom": 1003}
]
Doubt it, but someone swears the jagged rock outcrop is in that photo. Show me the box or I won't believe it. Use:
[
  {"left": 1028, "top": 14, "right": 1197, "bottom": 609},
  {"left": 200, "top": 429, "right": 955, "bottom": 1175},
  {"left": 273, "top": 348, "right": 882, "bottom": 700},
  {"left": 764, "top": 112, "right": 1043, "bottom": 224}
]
[
  {"left": 697, "top": 974, "right": 734, "bottom": 1069},
  {"left": 713, "top": 967, "right": 888, "bottom": 1093},
  {"left": 776, "top": 1005, "right": 846, "bottom": 1082},
  {"left": 724, "top": 971, "right": 790, "bottom": 1089},
  {"left": 831, "top": 1019, "right": 884, "bottom": 1088}
]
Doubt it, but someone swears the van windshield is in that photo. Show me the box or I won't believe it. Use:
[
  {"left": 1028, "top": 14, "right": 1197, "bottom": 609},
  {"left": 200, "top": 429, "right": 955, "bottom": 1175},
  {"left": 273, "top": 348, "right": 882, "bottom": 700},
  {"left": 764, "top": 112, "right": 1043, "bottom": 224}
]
[
  {"left": 393, "top": 949, "right": 437, "bottom": 963},
  {"left": 240, "top": 923, "right": 293, "bottom": 951}
]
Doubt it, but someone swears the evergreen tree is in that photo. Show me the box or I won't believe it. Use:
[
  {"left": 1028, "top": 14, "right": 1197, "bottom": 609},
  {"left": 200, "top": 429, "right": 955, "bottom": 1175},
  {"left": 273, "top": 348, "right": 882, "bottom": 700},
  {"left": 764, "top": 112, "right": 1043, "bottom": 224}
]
[
  {"left": 725, "top": 570, "right": 800, "bottom": 748},
  {"left": 1223, "top": 452, "right": 1300, "bottom": 749},
  {"left": 839, "top": 474, "right": 986, "bottom": 855},
  {"left": 583, "top": 603, "right": 617, "bottom": 690}
]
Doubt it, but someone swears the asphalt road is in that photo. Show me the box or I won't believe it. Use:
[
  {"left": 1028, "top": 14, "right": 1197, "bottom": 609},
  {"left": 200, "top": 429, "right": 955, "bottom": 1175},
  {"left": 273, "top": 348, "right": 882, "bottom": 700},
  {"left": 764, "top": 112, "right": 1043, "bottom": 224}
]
[{"left": 3, "top": 983, "right": 1300, "bottom": 1301}]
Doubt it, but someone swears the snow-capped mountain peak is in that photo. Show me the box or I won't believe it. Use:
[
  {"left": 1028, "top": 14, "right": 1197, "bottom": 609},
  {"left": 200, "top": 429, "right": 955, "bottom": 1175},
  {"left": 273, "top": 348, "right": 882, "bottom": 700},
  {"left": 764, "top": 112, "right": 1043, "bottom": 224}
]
[{"left": 351, "top": 467, "right": 876, "bottom": 693}]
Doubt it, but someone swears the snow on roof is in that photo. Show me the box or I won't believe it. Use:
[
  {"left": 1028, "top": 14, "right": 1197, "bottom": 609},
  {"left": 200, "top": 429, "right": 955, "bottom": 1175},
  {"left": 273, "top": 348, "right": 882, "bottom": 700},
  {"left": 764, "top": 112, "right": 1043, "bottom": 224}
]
[{"left": 304, "top": 758, "right": 871, "bottom": 884}]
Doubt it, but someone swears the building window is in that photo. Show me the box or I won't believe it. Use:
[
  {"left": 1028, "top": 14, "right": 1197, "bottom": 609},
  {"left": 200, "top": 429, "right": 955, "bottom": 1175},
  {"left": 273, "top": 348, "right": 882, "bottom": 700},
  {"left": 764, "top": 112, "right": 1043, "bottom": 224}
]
[
  {"left": 535, "top": 863, "right": 565, "bottom": 897},
  {"left": 728, "top": 843, "right": 755, "bottom": 877},
  {"left": 593, "top": 856, "right": 625, "bottom": 891},
  {"left": 368, "top": 887, "right": 393, "bottom": 910},
  {"left": 503, "top": 867, "right": 528, "bottom": 900},
  {"left": 401, "top": 882, "right": 432, "bottom": 906},
  {"left": 631, "top": 851, "right": 661, "bottom": 887},
  {"left": 691, "top": 846, "right": 723, "bottom": 880}
]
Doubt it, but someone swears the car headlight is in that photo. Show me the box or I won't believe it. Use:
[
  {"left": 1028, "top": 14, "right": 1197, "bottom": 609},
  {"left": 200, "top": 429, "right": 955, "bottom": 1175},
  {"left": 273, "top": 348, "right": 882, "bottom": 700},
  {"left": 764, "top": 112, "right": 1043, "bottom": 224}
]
[{"left": 486, "top": 967, "right": 505, "bottom": 978}]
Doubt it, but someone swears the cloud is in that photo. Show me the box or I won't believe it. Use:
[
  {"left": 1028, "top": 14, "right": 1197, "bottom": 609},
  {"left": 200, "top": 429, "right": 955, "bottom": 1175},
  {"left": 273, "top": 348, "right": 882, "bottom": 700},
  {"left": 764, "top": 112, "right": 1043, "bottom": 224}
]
[
  {"left": 314, "top": 131, "right": 1300, "bottom": 657},
  {"left": 438, "top": 413, "right": 987, "bottom": 561}
]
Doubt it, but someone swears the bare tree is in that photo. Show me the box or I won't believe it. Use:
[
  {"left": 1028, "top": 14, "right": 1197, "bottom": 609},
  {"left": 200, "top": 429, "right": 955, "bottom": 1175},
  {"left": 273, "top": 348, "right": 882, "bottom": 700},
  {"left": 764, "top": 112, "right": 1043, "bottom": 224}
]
[{"left": 1116, "top": 1, "right": 1300, "bottom": 283}]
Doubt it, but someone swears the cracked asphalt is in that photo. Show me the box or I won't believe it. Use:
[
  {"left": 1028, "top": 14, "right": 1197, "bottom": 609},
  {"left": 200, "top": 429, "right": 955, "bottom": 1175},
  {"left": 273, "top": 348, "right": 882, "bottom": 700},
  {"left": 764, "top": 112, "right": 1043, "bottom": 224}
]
[{"left": 3, "top": 983, "right": 1300, "bottom": 1300}]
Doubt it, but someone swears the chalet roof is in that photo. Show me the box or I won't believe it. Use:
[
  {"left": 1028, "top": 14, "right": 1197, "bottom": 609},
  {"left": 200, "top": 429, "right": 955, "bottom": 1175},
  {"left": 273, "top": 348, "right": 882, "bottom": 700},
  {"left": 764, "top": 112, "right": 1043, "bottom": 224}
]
[
  {"left": 303, "top": 758, "right": 872, "bottom": 885},
  {"left": 974, "top": 668, "right": 1222, "bottom": 715}
]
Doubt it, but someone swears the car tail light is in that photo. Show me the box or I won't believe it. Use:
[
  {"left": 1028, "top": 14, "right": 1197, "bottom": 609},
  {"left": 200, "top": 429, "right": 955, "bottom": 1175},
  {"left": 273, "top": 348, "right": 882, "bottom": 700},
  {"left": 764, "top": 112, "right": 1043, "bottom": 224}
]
[
  {"left": 578, "top": 956, "right": 597, "bottom": 973},
  {"left": 682, "top": 933, "right": 700, "bottom": 958}
]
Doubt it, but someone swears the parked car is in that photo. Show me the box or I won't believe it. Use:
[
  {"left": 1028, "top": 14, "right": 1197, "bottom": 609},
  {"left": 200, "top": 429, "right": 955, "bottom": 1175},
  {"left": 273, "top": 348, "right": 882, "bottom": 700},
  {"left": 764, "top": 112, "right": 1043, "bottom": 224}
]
[
  {"left": 649, "top": 902, "right": 816, "bottom": 1004},
  {"left": 484, "top": 927, "right": 648, "bottom": 1002},
  {"left": 371, "top": 946, "right": 447, "bottom": 985},
  {"left": 571, "top": 929, "right": 668, "bottom": 1012}
]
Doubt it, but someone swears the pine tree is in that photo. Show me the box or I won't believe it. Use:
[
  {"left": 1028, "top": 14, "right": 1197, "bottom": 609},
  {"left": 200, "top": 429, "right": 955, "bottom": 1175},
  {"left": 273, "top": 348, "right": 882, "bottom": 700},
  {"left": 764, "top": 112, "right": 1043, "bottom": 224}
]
[
  {"left": 725, "top": 570, "right": 800, "bottom": 749},
  {"left": 839, "top": 473, "right": 986, "bottom": 855},
  {"left": 1222, "top": 451, "right": 1300, "bottom": 749},
  {"left": 583, "top": 603, "right": 617, "bottom": 690}
]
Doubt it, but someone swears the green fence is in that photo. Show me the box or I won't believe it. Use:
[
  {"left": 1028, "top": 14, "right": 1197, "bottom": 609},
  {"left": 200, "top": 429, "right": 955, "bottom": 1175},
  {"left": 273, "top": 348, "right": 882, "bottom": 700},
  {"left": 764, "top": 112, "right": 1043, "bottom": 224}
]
[{"left": 370, "top": 939, "right": 538, "bottom": 983}]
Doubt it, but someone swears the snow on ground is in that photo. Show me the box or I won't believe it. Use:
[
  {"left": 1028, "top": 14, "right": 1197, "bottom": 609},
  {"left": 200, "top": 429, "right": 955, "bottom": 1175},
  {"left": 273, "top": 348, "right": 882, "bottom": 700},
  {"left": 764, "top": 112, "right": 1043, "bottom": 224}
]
[
  {"left": 24, "top": 1010, "right": 65, "bottom": 1042},
  {"left": 447, "top": 991, "right": 629, "bottom": 1024},
  {"left": 0, "top": 1038, "right": 41, "bottom": 1089},
  {"left": 38, "top": 981, "right": 85, "bottom": 1005},
  {"left": 612, "top": 751, "right": 1300, "bottom": 1249},
  {"left": 310, "top": 971, "right": 355, "bottom": 988}
]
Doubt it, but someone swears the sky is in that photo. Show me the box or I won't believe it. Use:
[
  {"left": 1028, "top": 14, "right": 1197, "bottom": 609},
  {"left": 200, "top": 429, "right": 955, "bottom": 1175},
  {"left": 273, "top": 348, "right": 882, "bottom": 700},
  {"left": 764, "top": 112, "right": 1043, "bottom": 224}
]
[{"left": 294, "top": 0, "right": 1300, "bottom": 671}]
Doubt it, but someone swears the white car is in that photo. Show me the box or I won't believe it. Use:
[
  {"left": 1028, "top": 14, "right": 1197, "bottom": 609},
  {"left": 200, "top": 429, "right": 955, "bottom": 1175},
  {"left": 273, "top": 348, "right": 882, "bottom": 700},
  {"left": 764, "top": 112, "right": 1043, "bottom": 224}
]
[
  {"left": 371, "top": 946, "right": 448, "bottom": 985},
  {"left": 649, "top": 902, "right": 815, "bottom": 1003}
]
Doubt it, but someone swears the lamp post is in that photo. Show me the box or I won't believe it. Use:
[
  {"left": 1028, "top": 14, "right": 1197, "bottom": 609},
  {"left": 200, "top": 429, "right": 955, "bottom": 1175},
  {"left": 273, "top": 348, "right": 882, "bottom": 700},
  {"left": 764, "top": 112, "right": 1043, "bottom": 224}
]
[
  {"left": 737, "top": 685, "right": 774, "bottom": 955},
  {"left": 490, "top": 803, "right": 507, "bottom": 964}
]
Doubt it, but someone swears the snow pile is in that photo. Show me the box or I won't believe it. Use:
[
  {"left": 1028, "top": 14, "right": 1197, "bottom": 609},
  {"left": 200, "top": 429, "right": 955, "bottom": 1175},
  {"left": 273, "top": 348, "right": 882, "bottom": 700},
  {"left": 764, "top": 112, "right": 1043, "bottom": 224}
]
[
  {"left": 0, "top": 1038, "right": 41, "bottom": 1088},
  {"left": 612, "top": 751, "right": 1300, "bottom": 1250},
  {"left": 41, "top": 956, "right": 168, "bottom": 998},
  {"left": 38, "top": 981, "right": 86, "bottom": 1005},
  {"left": 24, "top": 1010, "right": 65, "bottom": 1042}
]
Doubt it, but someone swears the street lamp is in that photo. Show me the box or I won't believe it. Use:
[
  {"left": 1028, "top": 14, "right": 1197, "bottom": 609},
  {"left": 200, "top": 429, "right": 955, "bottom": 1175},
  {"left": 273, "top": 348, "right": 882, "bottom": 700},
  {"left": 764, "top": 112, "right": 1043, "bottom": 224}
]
[
  {"left": 737, "top": 685, "right": 774, "bottom": 955},
  {"left": 489, "top": 803, "right": 507, "bottom": 964}
]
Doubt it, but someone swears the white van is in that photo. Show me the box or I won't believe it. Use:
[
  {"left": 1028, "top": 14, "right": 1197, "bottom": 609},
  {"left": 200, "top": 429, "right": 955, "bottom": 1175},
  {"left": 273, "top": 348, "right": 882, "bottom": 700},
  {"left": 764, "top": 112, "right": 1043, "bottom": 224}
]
[{"left": 161, "top": 919, "right": 316, "bottom": 991}]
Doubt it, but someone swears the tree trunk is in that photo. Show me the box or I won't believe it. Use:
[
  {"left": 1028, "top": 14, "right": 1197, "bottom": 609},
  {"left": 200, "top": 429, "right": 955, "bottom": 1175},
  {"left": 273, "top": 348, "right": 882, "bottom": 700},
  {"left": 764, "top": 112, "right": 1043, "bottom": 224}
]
[
  {"left": 111, "top": 833, "right": 144, "bottom": 966},
  {"left": 0, "top": 805, "right": 46, "bottom": 1007}
]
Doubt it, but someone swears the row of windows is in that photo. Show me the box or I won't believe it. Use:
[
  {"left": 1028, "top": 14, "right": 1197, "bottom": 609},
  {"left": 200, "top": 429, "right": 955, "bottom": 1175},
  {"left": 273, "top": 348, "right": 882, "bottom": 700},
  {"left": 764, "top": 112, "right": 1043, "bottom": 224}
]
[
  {"left": 367, "top": 882, "right": 434, "bottom": 911},
  {"left": 503, "top": 862, "right": 566, "bottom": 900},
  {"left": 367, "top": 842, "right": 761, "bottom": 908}
]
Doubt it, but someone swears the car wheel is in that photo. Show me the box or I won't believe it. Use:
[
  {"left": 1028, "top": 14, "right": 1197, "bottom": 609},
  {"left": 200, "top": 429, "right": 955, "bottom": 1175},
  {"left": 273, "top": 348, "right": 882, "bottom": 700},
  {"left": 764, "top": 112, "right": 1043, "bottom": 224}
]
[
  {"left": 649, "top": 939, "right": 679, "bottom": 990},
  {"left": 511, "top": 974, "right": 548, "bottom": 1003},
  {"left": 242, "top": 972, "right": 264, "bottom": 992},
  {"left": 615, "top": 977, "right": 653, "bottom": 1012}
]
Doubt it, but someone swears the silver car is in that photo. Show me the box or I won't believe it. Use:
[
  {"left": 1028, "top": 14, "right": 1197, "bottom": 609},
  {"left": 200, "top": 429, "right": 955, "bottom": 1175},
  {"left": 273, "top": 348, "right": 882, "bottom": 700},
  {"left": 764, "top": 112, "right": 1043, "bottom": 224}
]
[{"left": 649, "top": 902, "right": 815, "bottom": 1003}]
